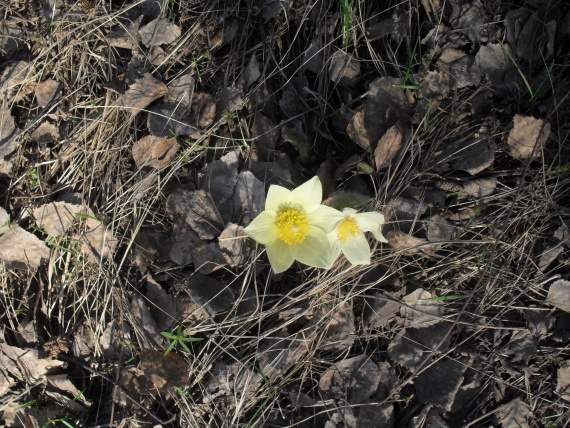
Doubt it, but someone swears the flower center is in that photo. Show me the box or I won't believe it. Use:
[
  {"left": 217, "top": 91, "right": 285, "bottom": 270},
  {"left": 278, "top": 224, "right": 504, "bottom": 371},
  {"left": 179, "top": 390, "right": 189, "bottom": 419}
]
[
  {"left": 337, "top": 217, "right": 361, "bottom": 243},
  {"left": 275, "top": 206, "right": 310, "bottom": 245}
]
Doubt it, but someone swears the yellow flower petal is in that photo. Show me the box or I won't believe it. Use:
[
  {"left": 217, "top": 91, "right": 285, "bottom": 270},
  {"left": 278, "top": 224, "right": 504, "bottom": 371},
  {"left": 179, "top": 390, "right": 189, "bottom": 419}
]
[
  {"left": 290, "top": 227, "right": 332, "bottom": 268},
  {"left": 307, "top": 205, "right": 345, "bottom": 233},
  {"left": 266, "top": 239, "right": 295, "bottom": 273},
  {"left": 291, "top": 176, "right": 322, "bottom": 213},
  {"left": 355, "top": 211, "right": 388, "bottom": 243},
  {"left": 243, "top": 210, "right": 277, "bottom": 244},
  {"left": 265, "top": 184, "right": 291, "bottom": 211},
  {"left": 340, "top": 232, "right": 371, "bottom": 265}
]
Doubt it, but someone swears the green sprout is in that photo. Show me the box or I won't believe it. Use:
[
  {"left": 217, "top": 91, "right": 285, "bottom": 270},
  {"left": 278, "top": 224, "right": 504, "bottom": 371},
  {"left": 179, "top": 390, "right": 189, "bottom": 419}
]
[{"left": 161, "top": 324, "right": 204, "bottom": 355}]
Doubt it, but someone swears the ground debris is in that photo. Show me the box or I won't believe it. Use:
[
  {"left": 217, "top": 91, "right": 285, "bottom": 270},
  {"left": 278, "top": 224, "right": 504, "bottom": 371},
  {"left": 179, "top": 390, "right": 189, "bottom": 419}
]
[
  {"left": 557, "top": 364, "right": 570, "bottom": 402},
  {"left": 0, "top": 105, "right": 19, "bottom": 174},
  {"left": 0, "top": 60, "right": 36, "bottom": 102},
  {"left": 545, "top": 280, "right": 570, "bottom": 312},
  {"left": 115, "top": 73, "right": 167, "bottom": 115},
  {"left": 0, "top": 223, "right": 50, "bottom": 269},
  {"left": 139, "top": 17, "right": 180, "bottom": 46},
  {"left": 495, "top": 398, "right": 532, "bottom": 428},
  {"left": 374, "top": 123, "right": 404, "bottom": 169},
  {"left": 132, "top": 135, "right": 179, "bottom": 169},
  {"left": 106, "top": 15, "right": 143, "bottom": 49},
  {"left": 415, "top": 359, "right": 466, "bottom": 411},
  {"left": 34, "top": 78, "right": 60, "bottom": 107},
  {"left": 507, "top": 115, "right": 550, "bottom": 160},
  {"left": 31, "top": 122, "right": 59, "bottom": 144},
  {"left": 401, "top": 289, "right": 444, "bottom": 327},
  {"left": 328, "top": 50, "right": 360, "bottom": 85}
]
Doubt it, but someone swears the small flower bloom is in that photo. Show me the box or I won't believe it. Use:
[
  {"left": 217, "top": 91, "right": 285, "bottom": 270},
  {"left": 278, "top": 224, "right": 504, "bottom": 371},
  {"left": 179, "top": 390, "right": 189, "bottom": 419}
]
[
  {"left": 327, "top": 207, "right": 388, "bottom": 266},
  {"left": 244, "top": 176, "right": 345, "bottom": 273}
]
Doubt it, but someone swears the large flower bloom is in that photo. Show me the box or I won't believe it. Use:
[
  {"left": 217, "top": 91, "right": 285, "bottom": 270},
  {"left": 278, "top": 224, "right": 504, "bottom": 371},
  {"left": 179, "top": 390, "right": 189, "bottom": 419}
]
[
  {"left": 244, "top": 177, "right": 345, "bottom": 273},
  {"left": 327, "top": 207, "right": 388, "bottom": 266}
]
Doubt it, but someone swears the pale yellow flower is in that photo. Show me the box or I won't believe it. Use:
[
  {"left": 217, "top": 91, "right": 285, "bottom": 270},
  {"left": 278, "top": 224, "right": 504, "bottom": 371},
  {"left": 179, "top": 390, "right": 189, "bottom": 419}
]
[
  {"left": 327, "top": 207, "right": 388, "bottom": 266},
  {"left": 244, "top": 177, "right": 345, "bottom": 273}
]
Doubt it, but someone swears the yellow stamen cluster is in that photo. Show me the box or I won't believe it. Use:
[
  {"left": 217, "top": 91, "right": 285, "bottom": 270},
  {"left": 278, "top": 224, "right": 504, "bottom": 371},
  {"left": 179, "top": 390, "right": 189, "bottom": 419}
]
[
  {"left": 337, "top": 217, "right": 361, "bottom": 243},
  {"left": 275, "top": 207, "right": 310, "bottom": 245}
]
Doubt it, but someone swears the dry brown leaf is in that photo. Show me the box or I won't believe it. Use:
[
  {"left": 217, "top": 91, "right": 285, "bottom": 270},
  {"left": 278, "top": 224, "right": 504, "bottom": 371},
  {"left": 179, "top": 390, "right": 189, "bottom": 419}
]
[
  {"left": 495, "top": 398, "right": 532, "bottom": 428},
  {"left": 81, "top": 216, "right": 118, "bottom": 264},
  {"left": 303, "top": 41, "right": 324, "bottom": 73},
  {"left": 0, "top": 105, "right": 18, "bottom": 174},
  {"left": 375, "top": 124, "right": 403, "bottom": 169},
  {"left": 169, "top": 228, "right": 203, "bottom": 266},
  {"left": 462, "top": 177, "right": 497, "bottom": 197},
  {"left": 46, "top": 374, "right": 91, "bottom": 409},
  {"left": 401, "top": 289, "right": 444, "bottom": 327},
  {"left": 30, "top": 122, "right": 59, "bottom": 144},
  {"left": 523, "top": 309, "right": 554, "bottom": 336},
  {"left": 179, "top": 189, "right": 223, "bottom": 240},
  {"left": 317, "top": 294, "right": 355, "bottom": 352},
  {"left": 387, "top": 322, "right": 450, "bottom": 372},
  {"left": 219, "top": 223, "right": 249, "bottom": 267},
  {"left": 328, "top": 50, "right": 360, "bottom": 85},
  {"left": 33, "top": 201, "right": 83, "bottom": 237},
  {"left": 0, "top": 19, "right": 26, "bottom": 59},
  {"left": 147, "top": 102, "right": 194, "bottom": 137},
  {"left": 167, "top": 73, "right": 194, "bottom": 107},
  {"left": 554, "top": 226, "right": 570, "bottom": 247},
  {"left": 508, "top": 115, "right": 550, "bottom": 160},
  {"left": 0, "top": 343, "right": 64, "bottom": 380},
  {"left": 215, "top": 87, "right": 244, "bottom": 123},
  {"left": 545, "top": 280, "right": 570, "bottom": 312},
  {"left": 539, "top": 245, "right": 563, "bottom": 271},
  {"left": 475, "top": 43, "right": 518, "bottom": 93},
  {"left": 34, "top": 78, "right": 60, "bottom": 107},
  {"left": 505, "top": 329, "right": 537, "bottom": 363},
  {"left": 0, "top": 60, "right": 36, "bottom": 101},
  {"left": 193, "top": 242, "right": 226, "bottom": 274},
  {"left": 241, "top": 54, "right": 261, "bottom": 88},
  {"left": 131, "top": 295, "right": 163, "bottom": 348},
  {"left": 106, "top": 15, "right": 143, "bottom": 49},
  {"left": 204, "top": 361, "right": 262, "bottom": 404},
  {"left": 232, "top": 170, "right": 265, "bottom": 225},
  {"left": 132, "top": 135, "right": 179, "bottom": 169},
  {"left": 100, "top": 320, "right": 132, "bottom": 360},
  {"left": 0, "top": 225, "right": 50, "bottom": 269},
  {"left": 209, "top": 18, "right": 239, "bottom": 49},
  {"left": 202, "top": 150, "right": 239, "bottom": 203},
  {"left": 138, "top": 348, "right": 188, "bottom": 392},
  {"left": 139, "top": 17, "right": 180, "bottom": 46},
  {"left": 415, "top": 359, "right": 466, "bottom": 411},
  {"left": 177, "top": 274, "right": 234, "bottom": 324},
  {"left": 426, "top": 214, "right": 455, "bottom": 243},
  {"left": 421, "top": 70, "right": 451, "bottom": 100},
  {"left": 115, "top": 73, "right": 167, "bottom": 115},
  {"left": 145, "top": 275, "right": 178, "bottom": 331},
  {"left": 436, "top": 48, "right": 480, "bottom": 88},
  {"left": 557, "top": 365, "right": 570, "bottom": 402},
  {"left": 364, "top": 292, "right": 400, "bottom": 329},
  {"left": 386, "top": 230, "right": 433, "bottom": 255}
]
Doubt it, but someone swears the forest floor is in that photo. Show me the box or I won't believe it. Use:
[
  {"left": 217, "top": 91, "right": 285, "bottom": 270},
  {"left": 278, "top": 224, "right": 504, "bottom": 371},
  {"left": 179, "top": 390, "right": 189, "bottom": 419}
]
[{"left": 1, "top": 0, "right": 570, "bottom": 427}]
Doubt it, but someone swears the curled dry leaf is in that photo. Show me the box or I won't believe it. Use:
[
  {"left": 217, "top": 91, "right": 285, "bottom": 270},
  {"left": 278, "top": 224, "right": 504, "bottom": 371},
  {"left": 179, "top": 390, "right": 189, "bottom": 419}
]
[
  {"left": 507, "top": 115, "right": 550, "bottom": 160},
  {"left": 33, "top": 201, "right": 84, "bottom": 237},
  {"left": 31, "top": 122, "right": 59, "bottom": 144},
  {"left": 132, "top": 135, "right": 179, "bottom": 169},
  {"left": 545, "top": 279, "right": 570, "bottom": 312},
  {"left": 35, "top": 78, "right": 60, "bottom": 107},
  {"left": 0, "top": 225, "right": 50, "bottom": 269},
  {"left": 375, "top": 123, "right": 403, "bottom": 169},
  {"left": 328, "top": 50, "right": 360, "bottom": 85},
  {"left": 115, "top": 73, "right": 167, "bottom": 115},
  {"left": 139, "top": 17, "right": 181, "bottom": 46},
  {"left": 0, "top": 60, "right": 36, "bottom": 102}
]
